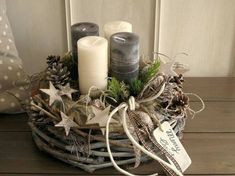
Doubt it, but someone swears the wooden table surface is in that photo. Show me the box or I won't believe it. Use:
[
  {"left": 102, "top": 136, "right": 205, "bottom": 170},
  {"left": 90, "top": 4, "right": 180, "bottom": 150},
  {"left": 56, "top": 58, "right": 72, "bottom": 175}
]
[{"left": 0, "top": 77, "right": 235, "bottom": 176}]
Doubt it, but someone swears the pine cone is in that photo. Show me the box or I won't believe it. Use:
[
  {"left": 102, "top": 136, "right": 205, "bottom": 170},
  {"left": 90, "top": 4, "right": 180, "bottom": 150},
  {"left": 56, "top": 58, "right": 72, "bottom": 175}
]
[
  {"left": 29, "top": 96, "right": 54, "bottom": 124},
  {"left": 169, "top": 74, "right": 184, "bottom": 88},
  {"left": 46, "top": 55, "right": 60, "bottom": 68},
  {"left": 172, "top": 93, "right": 189, "bottom": 108},
  {"left": 46, "top": 57, "right": 71, "bottom": 88}
]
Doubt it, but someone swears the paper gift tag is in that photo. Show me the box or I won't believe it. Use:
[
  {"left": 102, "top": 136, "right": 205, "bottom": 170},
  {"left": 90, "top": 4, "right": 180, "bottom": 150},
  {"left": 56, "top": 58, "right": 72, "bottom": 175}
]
[{"left": 153, "top": 121, "right": 191, "bottom": 172}]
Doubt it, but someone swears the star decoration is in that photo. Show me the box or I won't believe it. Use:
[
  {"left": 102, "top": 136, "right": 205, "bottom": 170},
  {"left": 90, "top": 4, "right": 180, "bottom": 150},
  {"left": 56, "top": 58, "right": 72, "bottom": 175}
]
[
  {"left": 159, "top": 59, "right": 178, "bottom": 76},
  {"left": 40, "top": 82, "right": 62, "bottom": 106},
  {"left": 55, "top": 112, "right": 78, "bottom": 136},
  {"left": 86, "top": 106, "right": 118, "bottom": 135},
  {"left": 173, "top": 61, "right": 190, "bottom": 74},
  {"left": 58, "top": 83, "right": 77, "bottom": 99}
]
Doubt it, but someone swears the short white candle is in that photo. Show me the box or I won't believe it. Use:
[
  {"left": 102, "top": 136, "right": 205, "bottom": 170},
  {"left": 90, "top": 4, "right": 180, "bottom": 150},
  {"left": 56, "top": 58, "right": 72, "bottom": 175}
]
[
  {"left": 77, "top": 36, "right": 108, "bottom": 94},
  {"left": 104, "top": 21, "right": 132, "bottom": 40}
]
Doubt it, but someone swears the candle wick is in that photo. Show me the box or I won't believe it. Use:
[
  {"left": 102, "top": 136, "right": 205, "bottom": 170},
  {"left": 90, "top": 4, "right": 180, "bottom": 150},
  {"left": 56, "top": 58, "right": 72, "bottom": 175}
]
[{"left": 114, "top": 36, "right": 126, "bottom": 42}]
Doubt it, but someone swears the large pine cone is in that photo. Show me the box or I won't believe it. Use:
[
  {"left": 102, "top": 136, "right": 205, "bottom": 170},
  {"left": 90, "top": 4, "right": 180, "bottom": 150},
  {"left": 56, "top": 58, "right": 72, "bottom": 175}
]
[{"left": 46, "top": 55, "right": 71, "bottom": 88}]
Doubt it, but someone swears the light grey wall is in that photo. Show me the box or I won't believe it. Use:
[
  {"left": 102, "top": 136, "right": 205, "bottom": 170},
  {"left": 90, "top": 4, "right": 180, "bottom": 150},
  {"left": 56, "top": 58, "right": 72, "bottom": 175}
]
[
  {"left": 6, "top": 0, "right": 67, "bottom": 74},
  {"left": 5, "top": 0, "right": 235, "bottom": 76},
  {"left": 159, "top": 0, "right": 235, "bottom": 77},
  {"left": 69, "top": 0, "right": 156, "bottom": 57}
]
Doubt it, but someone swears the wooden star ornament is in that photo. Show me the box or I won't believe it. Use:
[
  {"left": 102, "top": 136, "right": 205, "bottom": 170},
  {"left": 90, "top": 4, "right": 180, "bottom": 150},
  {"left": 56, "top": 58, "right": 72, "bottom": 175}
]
[
  {"left": 55, "top": 112, "right": 78, "bottom": 136},
  {"left": 86, "top": 106, "right": 118, "bottom": 135},
  {"left": 159, "top": 59, "right": 178, "bottom": 76},
  {"left": 58, "top": 83, "right": 77, "bottom": 99},
  {"left": 40, "top": 82, "right": 62, "bottom": 106}
]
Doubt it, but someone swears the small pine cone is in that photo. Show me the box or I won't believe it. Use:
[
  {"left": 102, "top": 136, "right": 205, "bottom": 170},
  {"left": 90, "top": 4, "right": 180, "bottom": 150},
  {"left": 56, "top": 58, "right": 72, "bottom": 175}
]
[
  {"left": 169, "top": 74, "right": 184, "bottom": 88},
  {"left": 46, "top": 62, "right": 71, "bottom": 88},
  {"left": 172, "top": 93, "right": 189, "bottom": 108},
  {"left": 46, "top": 55, "right": 60, "bottom": 68}
]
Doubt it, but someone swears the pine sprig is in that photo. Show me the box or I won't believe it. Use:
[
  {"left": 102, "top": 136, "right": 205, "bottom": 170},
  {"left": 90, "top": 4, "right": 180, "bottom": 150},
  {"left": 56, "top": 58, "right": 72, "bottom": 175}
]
[
  {"left": 129, "top": 79, "right": 144, "bottom": 96},
  {"left": 107, "top": 78, "right": 129, "bottom": 103},
  {"left": 140, "top": 59, "right": 161, "bottom": 84}
]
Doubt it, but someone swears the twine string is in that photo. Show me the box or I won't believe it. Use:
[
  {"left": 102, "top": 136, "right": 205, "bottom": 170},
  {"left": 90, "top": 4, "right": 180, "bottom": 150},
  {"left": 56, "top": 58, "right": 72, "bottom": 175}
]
[{"left": 185, "top": 93, "right": 205, "bottom": 119}]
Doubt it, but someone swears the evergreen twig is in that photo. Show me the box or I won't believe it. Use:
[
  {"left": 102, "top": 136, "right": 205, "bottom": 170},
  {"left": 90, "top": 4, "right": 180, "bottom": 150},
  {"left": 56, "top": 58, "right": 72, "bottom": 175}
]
[
  {"left": 140, "top": 59, "right": 161, "bottom": 84},
  {"left": 106, "top": 78, "right": 129, "bottom": 103}
]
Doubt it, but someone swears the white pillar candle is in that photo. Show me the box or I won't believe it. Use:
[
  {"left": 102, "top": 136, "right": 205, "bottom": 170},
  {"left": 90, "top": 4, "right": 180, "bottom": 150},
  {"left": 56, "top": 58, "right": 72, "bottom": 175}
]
[
  {"left": 104, "top": 21, "right": 132, "bottom": 40},
  {"left": 77, "top": 36, "right": 108, "bottom": 94}
]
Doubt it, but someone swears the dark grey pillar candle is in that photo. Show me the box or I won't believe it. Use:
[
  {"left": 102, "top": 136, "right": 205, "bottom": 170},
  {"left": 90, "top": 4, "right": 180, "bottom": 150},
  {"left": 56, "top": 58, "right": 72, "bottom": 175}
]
[
  {"left": 110, "top": 32, "right": 139, "bottom": 83},
  {"left": 71, "top": 22, "right": 99, "bottom": 80}
]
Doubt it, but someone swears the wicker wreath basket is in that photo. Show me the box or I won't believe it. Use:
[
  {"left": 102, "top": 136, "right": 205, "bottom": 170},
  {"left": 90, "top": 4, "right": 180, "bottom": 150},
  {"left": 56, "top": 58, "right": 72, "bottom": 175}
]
[
  {"left": 27, "top": 54, "right": 203, "bottom": 175},
  {"left": 28, "top": 113, "right": 184, "bottom": 173}
]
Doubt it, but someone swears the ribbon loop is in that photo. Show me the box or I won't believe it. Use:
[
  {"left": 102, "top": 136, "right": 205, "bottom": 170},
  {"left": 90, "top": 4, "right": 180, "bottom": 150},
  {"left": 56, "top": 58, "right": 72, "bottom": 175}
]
[
  {"left": 105, "top": 95, "right": 184, "bottom": 176},
  {"left": 128, "top": 96, "right": 136, "bottom": 111}
]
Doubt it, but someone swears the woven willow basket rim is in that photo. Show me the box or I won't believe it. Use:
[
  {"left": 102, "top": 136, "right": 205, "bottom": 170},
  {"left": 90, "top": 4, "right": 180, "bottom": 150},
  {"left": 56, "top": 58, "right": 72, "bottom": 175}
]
[{"left": 28, "top": 112, "right": 184, "bottom": 173}]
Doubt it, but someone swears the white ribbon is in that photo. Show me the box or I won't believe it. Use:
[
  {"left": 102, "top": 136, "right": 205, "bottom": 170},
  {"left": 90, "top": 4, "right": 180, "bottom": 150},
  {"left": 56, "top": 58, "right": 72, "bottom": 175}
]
[
  {"left": 105, "top": 81, "right": 184, "bottom": 176},
  {"left": 106, "top": 99, "right": 184, "bottom": 176}
]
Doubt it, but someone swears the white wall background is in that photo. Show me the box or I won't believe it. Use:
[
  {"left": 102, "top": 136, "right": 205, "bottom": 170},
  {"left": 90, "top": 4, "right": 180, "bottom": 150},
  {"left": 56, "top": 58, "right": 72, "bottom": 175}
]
[
  {"left": 6, "top": 0, "right": 67, "bottom": 74},
  {"left": 159, "top": 0, "right": 235, "bottom": 77},
  {"left": 69, "top": 0, "right": 156, "bottom": 57},
  {"left": 5, "top": 0, "right": 235, "bottom": 77}
]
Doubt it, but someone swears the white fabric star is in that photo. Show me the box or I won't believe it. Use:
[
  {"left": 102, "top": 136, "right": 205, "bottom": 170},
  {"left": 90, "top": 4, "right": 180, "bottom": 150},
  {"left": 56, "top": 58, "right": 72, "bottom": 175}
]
[
  {"left": 40, "top": 82, "right": 62, "bottom": 106},
  {"left": 55, "top": 112, "right": 78, "bottom": 136},
  {"left": 159, "top": 59, "right": 178, "bottom": 76},
  {"left": 58, "top": 83, "right": 77, "bottom": 99},
  {"left": 86, "top": 106, "right": 118, "bottom": 135}
]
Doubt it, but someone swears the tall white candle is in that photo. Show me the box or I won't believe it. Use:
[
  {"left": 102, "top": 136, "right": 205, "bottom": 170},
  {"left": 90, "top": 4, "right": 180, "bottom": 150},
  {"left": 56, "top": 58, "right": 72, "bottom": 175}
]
[
  {"left": 77, "top": 36, "right": 108, "bottom": 94},
  {"left": 104, "top": 21, "right": 132, "bottom": 40}
]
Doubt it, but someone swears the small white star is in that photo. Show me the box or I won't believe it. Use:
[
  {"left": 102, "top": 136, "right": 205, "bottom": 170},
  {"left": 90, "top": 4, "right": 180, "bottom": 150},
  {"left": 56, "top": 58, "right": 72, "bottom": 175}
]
[
  {"left": 40, "top": 82, "right": 62, "bottom": 106},
  {"left": 86, "top": 106, "right": 118, "bottom": 135},
  {"left": 3, "top": 75, "right": 8, "bottom": 80},
  {"left": 159, "top": 59, "right": 178, "bottom": 76},
  {"left": 8, "top": 66, "right": 12, "bottom": 70},
  {"left": 58, "top": 83, "right": 77, "bottom": 99},
  {"left": 19, "top": 86, "right": 24, "bottom": 90},
  {"left": 55, "top": 112, "right": 78, "bottom": 136},
  {"left": 10, "top": 102, "right": 16, "bottom": 107}
]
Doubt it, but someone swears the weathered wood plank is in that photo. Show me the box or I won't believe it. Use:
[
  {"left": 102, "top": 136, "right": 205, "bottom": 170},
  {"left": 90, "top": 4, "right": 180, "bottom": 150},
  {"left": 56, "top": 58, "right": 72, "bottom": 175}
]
[
  {"left": 185, "top": 102, "right": 235, "bottom": 132},
  {"left": 183, "top": 133, "right": 235, "bottom": 175},
  {"left": 0, "top": 113, "right": 29, "bottom": 132},
  {"left": 184, "top": 77, "right": 235, "bottom": 101},
  {"left": 0, "top": 132, "right": 234, "bottom": 175}
]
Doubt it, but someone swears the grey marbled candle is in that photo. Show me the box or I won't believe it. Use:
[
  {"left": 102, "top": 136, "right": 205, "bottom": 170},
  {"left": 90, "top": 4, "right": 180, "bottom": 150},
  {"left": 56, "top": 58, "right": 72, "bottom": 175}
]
[
  {"left": 71, "top": 22, "right": 99, "bottom": 80},
  {"left": 110, "top": 32, "right": 139, "bottom": 83}
]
